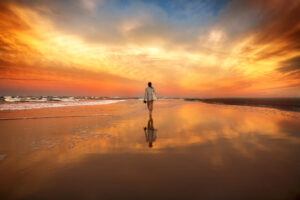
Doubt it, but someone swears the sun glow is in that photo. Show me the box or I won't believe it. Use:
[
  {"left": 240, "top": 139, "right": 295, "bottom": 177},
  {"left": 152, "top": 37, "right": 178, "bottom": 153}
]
[{"left": 0, "top": 0, "right": 299, "bottom": 97}]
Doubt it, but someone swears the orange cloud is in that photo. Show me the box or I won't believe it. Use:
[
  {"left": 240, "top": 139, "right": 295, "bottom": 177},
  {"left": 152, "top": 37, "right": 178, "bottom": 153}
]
[{"left": 0, "top": 0, "right": 299, "bottom": 97}]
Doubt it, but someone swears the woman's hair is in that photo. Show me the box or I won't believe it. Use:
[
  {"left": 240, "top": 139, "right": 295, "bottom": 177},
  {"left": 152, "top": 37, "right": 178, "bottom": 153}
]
[{"left": 148, "top": 82, "right": 152, "bottom": 88}]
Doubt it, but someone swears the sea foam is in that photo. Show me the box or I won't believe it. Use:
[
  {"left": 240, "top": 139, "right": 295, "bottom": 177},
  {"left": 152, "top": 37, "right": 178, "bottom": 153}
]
[{"left": 0, "top": 100, "right": 125, "bottom": 111}]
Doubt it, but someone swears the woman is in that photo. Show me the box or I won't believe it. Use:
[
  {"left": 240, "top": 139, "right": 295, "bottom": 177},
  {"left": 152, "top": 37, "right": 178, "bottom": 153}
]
[{"left": 144, "top": 82, "right": 157, "bottom": 117}]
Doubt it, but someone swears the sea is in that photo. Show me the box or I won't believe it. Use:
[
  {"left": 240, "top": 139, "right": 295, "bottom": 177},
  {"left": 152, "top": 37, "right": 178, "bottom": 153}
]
[
  {"left": 0, "top": 96, "right": 127, "bottom": 111},
  {"left": 1, "top": 96, "right": 299, "bottom": 112}
]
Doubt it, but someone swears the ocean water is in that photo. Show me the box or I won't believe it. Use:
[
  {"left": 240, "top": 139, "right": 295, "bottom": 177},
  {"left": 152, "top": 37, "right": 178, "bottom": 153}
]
[
  {"left": 0, "top": 100, "right": 299, "bottom": 199},
  {"left": 0, "top": 96, "right": 123, "bottom": 102},
  {"left": 0, "top": 96, "right": 125, "bottom": 111}
]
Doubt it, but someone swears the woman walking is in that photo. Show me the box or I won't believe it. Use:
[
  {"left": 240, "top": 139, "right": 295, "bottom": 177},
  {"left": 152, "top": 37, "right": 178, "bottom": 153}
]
[{"left": 144, "top": 82, "right": 157, "bottom": 117}]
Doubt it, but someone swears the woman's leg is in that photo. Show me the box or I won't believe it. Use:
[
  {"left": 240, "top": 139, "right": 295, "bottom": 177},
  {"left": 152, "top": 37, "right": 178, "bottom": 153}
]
[
  {"left": 147, "top": 101, "right": 153, "bottom": 116},
  {"left": 149, "top": 101, "right": 153, "bottom": 116}
]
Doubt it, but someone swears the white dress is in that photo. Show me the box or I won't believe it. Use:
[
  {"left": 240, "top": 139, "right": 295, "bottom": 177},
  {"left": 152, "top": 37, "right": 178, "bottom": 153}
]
[{"left": 144, "top": 87, "right": 156, "bottom": 101}]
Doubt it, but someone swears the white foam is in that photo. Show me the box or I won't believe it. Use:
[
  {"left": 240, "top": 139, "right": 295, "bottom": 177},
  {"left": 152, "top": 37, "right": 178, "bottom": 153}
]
[
  {"left": 47, "top": 143, "right": 56, "bottom": 149},
  {"left": 0, "top": 100, "right": 125, "bottom": 111},
  {"left": 41, "top": 140, "right": 51, "bottom": 145}
]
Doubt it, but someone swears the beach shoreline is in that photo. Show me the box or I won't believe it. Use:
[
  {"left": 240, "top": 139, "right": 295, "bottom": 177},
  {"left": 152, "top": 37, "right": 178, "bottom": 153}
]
[{"left": 0, "top": 100, "right": 299, "bottom": 199}]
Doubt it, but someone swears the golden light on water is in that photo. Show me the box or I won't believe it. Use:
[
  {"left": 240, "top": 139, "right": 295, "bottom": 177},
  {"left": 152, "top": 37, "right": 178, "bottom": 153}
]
[{"left": 0, "top": 100, "right": 300, "bottom": 198}]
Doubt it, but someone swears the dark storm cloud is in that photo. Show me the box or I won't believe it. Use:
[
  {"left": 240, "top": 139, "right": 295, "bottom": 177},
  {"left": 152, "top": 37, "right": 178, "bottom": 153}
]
[
  {"left": 249, "top": 0, "right": 300, "bottom": 44},
  {"left": 237, "top": 0, "right": 300, "bottom": 60},
  {"left": 278, "top": 56, "right": 300, "bottom": 74}
]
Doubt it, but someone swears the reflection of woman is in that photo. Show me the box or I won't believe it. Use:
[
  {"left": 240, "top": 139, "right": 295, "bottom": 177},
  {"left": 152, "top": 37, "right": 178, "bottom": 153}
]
[
  {"left": 144, "top": 82, "right": 157, "bottom": 117},
  {"left": 144, "top": 116, "right": 157, "bottom": 148}
]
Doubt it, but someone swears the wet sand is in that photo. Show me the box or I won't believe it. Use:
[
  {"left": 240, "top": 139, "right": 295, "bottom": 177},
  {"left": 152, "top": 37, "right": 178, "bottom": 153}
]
[{"left": 0, "top": 100, "right": 300, "bottom": 199}]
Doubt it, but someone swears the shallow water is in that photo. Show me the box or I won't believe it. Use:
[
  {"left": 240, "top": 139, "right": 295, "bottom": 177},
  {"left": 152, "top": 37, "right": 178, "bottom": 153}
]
[{"left": 0, "top": 100, "right": 299, "bottom": 199}]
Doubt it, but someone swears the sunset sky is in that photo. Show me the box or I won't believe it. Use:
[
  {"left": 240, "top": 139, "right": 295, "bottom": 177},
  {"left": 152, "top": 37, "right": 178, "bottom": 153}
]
[{"left": 0, "top": 0, "right": 299, "bottom": 97}]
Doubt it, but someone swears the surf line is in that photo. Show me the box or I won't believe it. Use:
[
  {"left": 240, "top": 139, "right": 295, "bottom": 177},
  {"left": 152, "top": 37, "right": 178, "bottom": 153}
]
[{"left": 0, "top": 114, "right": 112, "bottom": 120}]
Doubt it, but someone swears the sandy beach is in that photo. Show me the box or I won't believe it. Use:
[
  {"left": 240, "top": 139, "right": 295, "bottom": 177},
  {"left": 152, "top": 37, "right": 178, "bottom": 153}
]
[
  {"left": 0, "top": 100, "right": 299, "bottom": 199},
  {"left": 1, "top": 0, "right": 300, "bottom": 199}
]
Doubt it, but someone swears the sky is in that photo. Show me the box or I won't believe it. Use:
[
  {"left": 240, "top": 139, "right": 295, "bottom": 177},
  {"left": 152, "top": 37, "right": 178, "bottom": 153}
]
[{"left": 0, "top": 0, "right": 299, "bottom": 97}]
